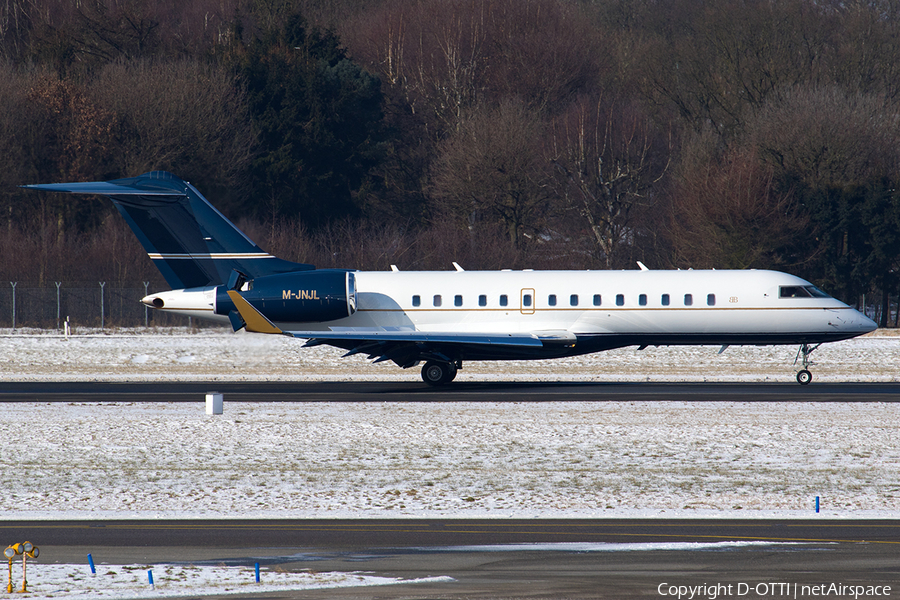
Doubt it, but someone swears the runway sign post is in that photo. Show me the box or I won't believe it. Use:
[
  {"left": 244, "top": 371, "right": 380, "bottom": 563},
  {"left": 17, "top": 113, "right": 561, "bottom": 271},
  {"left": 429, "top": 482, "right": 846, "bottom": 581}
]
[{"left": 206, "top": 392, "right": 223, "bottom": 415}]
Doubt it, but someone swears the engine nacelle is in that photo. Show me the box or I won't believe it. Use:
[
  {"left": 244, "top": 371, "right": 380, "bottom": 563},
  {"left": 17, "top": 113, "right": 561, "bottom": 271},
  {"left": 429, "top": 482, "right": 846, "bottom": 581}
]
[{"left": 215, "top": 270, "right": 357, "bottom": 323}]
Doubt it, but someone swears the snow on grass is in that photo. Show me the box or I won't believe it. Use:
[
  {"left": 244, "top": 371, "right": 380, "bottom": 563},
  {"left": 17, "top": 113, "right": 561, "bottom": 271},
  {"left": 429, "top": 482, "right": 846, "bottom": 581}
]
[
  {"left": 15, "top": 563, "right": 452, "bottom": 599},
  {"left": 1, "top": 400, "right": 898, "bottom": 520},
  {"left": 0, "top": 327, "right": 897, "bottom": 382}
]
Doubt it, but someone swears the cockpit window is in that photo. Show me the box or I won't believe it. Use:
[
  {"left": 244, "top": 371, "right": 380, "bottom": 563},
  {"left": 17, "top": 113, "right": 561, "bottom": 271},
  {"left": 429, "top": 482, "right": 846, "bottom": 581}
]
[
  {"left": 805, "top": 285, "right": 830, "bottom": 298},
  {"left": 780, "top": 286, "right": 810, "bottom": 298},
  {"left": 779, "top": 286, "right": 830, "bottom": 299}
]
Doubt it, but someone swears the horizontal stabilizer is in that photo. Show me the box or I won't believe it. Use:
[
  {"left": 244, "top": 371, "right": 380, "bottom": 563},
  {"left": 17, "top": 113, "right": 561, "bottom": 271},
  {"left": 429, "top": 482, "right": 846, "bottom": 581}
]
[{"left": 23, "top": 180, "right": 185, "bottom": 196}]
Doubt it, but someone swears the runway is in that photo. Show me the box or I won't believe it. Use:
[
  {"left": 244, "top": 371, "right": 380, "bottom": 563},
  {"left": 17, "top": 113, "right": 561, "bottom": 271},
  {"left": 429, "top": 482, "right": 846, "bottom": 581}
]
[
  {"left": 3, "top": 380, "right": 900, "bottom": 402},
  {"left": 3, "top": 519, "right": 899, "bottom": 599}
]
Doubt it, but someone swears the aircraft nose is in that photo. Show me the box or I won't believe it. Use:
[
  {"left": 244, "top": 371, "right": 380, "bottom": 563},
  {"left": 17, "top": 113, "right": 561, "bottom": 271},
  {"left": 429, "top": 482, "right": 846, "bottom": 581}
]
[
  {"left": 844, "top": 308, "right": 877, "bottom": 334},
  {"left": 859, "top": 312, "right": 878, "bottom": 333}
]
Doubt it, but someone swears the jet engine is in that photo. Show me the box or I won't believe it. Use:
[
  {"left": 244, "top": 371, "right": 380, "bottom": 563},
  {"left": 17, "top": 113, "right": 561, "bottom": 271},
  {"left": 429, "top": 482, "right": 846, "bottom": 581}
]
[{"left": 215, "top": 270, "right": 357, "bottom": 324}]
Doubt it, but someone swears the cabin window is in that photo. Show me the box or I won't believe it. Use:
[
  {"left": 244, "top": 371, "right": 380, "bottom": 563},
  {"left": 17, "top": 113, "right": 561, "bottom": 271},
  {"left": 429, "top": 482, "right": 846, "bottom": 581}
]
[
  {"left": 570, "top": 294, "right": 579, "bottom": 306},
  {"left": 523, "top": 294, "right": 533, "bottom": 307},
  {"left": 548, "top": 294, "right": 557, "bottom": 306},
  {"left": 707, "top": 294, "right": 716, "bottom": 306},
  {"left": 454, "top": 294, "right": 463, "bottom": 307},
  {"left": 661, "top": 294, "right": 670, "bottom": 306},
  {"left": 593, "top": 294, "right": 602, "bottom": 306},
  {"left": 500, "top": 294, "right": 508, "bottom": 307},
  {"left": 412, "top": 295, "right": 420, "bottom": 307},
  {"left": 433, "top": 294, "right": 442, "bottom": 307},
  {"left": 684, "top": 294, "right": 693, "bottom": 306},
  {"left": 616, "top": 294, "right": 625, "bottom": 306},
  {"left": 639, "top": 294, "right": 647, "bottom": 306},
  {"left": 479, "top": 294, "right": 487, "bottom": 306}
]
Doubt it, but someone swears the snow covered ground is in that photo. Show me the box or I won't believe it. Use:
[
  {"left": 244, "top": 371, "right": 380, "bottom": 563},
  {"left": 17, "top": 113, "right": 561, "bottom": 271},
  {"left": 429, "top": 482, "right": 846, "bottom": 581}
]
[
  {"left": 13, "top": 564, "right": 452, "bottom": 599},
  {"left": 2, "top": 399, "right": 897, "bottom": 521},
  {"left": 0, "top": 326, "right": 898, "bottom": 382}
]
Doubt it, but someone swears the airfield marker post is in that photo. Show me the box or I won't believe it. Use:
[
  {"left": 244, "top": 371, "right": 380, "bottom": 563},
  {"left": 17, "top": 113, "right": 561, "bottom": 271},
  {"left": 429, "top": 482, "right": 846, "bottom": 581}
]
[
  {"left": 143, "top": 282, "right": 149, "bottom": 327},
  {"left": 56, "top": 282, "right": 61, "bottom": 330},
  {"left": 148, "top": 569, "right": 154, "bottom": 588},
  {"left": 99, "top": 282, "right": 106, "bottom": 329},
  {"left": 816, "top": 496, "right": 820, "bottom": 513},
  {"left": 206, "top": 392, "right": 223, "bottom": 415},
  {"left": 255, "top": 562, "right": 260, "bottom": 583},
  {"left": 10, "top": 282, "right": 16, "bottom": 330},
  {"left": 87, "top": 553, "right": 95, "bottom": 574}
]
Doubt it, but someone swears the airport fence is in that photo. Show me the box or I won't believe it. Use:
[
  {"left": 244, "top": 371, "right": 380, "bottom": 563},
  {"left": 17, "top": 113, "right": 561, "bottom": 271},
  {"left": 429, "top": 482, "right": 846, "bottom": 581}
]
[{"left": 0, "top": 282, "right": 192, "bottom": 329}]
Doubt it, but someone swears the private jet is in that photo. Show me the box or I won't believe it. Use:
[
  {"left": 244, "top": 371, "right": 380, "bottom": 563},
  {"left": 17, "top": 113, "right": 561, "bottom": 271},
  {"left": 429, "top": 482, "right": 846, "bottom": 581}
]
[{"left": 25, "top": 171, "right": 877, "bottom": 385}]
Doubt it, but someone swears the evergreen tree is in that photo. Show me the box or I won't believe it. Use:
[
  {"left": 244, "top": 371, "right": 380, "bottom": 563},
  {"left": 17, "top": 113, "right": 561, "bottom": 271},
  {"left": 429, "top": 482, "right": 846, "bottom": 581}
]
[{"left": 230, "top": 13, "right": 385, "bottom": 226}]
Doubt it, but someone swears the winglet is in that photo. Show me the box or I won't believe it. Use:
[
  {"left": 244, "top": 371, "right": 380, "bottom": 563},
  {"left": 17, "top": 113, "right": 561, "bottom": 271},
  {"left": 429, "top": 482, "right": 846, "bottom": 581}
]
[
  {"left": 637, "top": 261, "right": 649, "bottom": 271},
  {"left": 226, "top": 290, "right": 283, "bottom": 334}
]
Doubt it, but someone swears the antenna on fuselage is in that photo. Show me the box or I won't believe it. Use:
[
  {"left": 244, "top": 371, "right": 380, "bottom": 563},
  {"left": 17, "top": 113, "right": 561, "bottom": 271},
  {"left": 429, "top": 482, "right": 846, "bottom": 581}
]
[{"left": 637, "top": 261, "right": 649, "bottom": 271}]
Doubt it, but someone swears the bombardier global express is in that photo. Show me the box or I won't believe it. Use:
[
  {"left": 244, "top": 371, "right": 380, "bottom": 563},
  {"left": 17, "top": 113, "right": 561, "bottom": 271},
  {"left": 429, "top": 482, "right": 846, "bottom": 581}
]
[{"left": 25, "top": 171, "right": 877, "bottom": 385}]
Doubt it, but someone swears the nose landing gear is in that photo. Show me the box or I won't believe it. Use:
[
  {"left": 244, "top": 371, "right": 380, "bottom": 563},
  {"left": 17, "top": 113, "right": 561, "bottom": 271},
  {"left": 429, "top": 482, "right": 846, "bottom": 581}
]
[{"left": 794, "top": 343, "right": 820, "bottom": 385}]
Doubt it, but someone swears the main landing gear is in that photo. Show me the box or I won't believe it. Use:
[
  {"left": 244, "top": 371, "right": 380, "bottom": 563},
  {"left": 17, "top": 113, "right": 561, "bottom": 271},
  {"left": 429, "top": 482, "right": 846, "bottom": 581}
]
[
  {"left": 794, "top": 343, "right": 820, "bottom": 385},
  {"left": 421, "top": 360, "right": 460, "bottom": 386}
]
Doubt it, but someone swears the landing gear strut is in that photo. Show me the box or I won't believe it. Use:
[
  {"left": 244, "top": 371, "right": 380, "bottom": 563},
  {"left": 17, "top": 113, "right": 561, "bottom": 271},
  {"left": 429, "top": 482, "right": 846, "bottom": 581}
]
[
  {"left": 794, "top": 343, "right": 820, "bottom": 385},
  {"left": 421, "top": 361, "right": 459, "bottom": 386}
]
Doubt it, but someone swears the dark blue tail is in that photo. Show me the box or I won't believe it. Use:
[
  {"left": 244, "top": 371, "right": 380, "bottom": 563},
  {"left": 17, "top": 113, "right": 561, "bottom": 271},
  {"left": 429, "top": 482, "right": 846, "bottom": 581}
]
[{"left": 24, "top": 171, "right": 314, "bottom": 289}]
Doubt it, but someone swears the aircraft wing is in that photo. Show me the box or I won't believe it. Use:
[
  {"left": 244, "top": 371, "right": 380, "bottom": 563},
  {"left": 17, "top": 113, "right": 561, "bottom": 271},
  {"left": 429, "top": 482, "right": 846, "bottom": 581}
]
[
  {"left": 225, "top": 289, "right": 570, "bottom": 366},
  {"left": 292, "top": 329, "right": 546, "bottom": 348},
  {"left": 292, "top": 329, "right": 558, "bottom": 368}
]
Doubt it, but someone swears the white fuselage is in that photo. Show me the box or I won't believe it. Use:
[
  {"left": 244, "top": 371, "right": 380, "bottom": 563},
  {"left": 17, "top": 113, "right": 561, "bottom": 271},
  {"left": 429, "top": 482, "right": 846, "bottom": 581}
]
[{"left": 145, "top": 269, "right": 876, "bottom": 355}]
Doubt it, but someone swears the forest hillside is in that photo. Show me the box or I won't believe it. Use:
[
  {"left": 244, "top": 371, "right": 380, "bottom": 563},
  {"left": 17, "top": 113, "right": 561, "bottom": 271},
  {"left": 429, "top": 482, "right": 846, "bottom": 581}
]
[{"left": 2, "top": 0, "right": 899, "bottom": 325}]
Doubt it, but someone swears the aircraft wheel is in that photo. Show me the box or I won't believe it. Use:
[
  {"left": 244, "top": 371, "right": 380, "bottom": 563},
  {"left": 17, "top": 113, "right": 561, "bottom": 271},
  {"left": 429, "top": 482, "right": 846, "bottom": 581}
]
[
  {"left": 422, "top": 361, "right": 455, "bottom": 386},
  {"left": 796, "top": 369, "right": 812, "bottom": 385}
]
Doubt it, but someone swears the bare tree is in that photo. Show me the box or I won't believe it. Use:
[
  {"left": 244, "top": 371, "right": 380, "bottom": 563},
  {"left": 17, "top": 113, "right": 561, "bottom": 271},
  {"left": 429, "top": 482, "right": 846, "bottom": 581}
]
[
  {"left": 547, "top": 95, "right": 670, "bottom": 268},
  {"left": 666, "top": 147, "right": 809, "bottom": 270},
  {"left": 91, "top": 60, "right": 254, "bottom": 206},
  {"left": 636, "top": 0, "right": 832, "bottom": 138},
  {"left": 345, "top": 0, "right": 607, "bottom": 134},
  {"left": 430, "top": 99, "right": 552, "bottom": 249},
  {"left": 743, "top": 84, "right": 900, "bottom": 189}
]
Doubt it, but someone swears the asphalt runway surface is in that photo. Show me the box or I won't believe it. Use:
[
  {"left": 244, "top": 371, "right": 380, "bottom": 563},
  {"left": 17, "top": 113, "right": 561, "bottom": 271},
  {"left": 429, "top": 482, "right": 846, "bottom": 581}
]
[
  {"left": 3, "top": 380, "right": 900, "bottom": 402},
  {"left": 4, "top": 382, "right": 899, "bottom": 598},
  {"left": 2, "top": 520, "right": 899, "bottom": 599}
]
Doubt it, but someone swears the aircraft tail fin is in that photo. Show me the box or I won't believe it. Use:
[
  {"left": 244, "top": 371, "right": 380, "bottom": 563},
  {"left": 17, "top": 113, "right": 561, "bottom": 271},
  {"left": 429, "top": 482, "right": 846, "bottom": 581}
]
[{"left": 23, "top": 171, "right": 314, "bottom": 289}]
